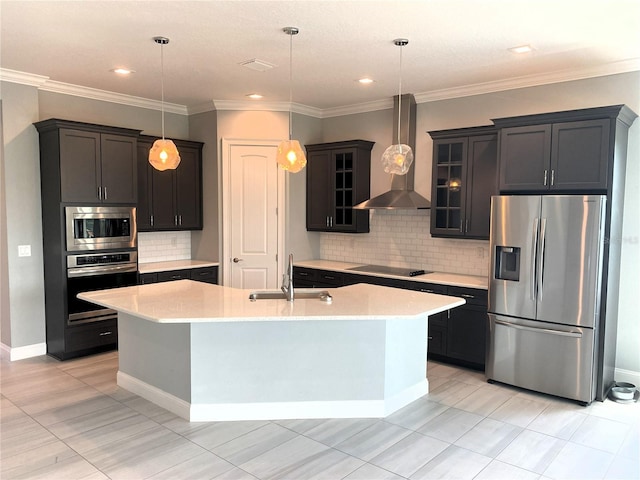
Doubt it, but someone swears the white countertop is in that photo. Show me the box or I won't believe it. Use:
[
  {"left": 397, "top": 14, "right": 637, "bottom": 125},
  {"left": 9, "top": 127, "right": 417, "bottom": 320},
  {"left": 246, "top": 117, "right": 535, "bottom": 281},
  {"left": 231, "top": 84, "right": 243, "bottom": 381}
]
[
  {"left": 294, "top": 260, "right": 488, "bottom": 290},
  {"left": 79, "top": 281, "right": 465, "bottom": 324},
  {"left": 139, "top": 259, "right": 219, "bottom": 274}
]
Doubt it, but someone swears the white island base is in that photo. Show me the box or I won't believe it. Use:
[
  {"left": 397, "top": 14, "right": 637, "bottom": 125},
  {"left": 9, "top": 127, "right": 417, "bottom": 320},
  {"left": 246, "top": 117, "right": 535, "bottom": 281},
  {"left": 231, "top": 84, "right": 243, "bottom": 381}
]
[{"left": 80, "top": 281, "right": 464, "bottom": 422}]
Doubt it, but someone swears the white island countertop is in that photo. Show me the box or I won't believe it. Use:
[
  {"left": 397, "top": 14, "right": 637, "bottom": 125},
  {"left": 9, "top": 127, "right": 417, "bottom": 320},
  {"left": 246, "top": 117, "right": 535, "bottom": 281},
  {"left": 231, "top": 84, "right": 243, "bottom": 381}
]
[{"left": 79, "top": 280, "right": 465, "bottom": 324}]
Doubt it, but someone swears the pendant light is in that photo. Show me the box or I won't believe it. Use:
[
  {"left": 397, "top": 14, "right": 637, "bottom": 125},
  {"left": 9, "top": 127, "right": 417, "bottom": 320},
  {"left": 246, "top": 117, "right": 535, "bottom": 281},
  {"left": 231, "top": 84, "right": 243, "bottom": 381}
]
[
  {"left": 381, "top": 39, "right": 414, "bottom": 175},
  {"left": 276, "top": 27, "right": 307, "bottom": 173},
  {"left": 149, "top": 36, "right": 181, "bottom": 171}
]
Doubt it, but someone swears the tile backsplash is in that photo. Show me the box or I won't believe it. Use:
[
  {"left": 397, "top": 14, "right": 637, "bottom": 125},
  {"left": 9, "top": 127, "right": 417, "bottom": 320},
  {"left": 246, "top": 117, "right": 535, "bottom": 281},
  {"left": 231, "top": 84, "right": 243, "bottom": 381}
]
[
  {"left": 320, "top": 209, "right": 490, "bottom": 277},
  {"left": 138, "top": 231, "right": 191, "bottom": 263}
]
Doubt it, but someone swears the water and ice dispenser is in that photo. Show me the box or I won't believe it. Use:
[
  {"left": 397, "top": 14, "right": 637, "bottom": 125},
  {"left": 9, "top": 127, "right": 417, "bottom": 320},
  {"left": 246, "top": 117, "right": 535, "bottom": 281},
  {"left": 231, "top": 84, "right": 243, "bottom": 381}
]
[{"left": 495, "top": 246, "right": 521, "bottom": 281}]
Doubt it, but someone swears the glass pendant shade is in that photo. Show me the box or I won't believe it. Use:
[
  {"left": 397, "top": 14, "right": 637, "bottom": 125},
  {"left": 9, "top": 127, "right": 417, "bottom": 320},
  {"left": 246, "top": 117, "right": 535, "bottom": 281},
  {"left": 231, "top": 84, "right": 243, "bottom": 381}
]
[
  {"left": 276, "top": 139, "right": 307, "bottom": 173},
  {"left": 149, "top": 138, "right": 181, "bottom": 171},
  {"left": 381, "top": 143, "right": 414, "bottom": 175}
]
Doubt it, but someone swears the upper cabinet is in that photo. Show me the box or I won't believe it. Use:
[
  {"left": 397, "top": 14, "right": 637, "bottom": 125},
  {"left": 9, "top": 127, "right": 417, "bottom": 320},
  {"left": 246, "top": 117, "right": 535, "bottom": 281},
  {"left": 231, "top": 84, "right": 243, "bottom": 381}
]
[
  {"left": 35, "top": 119, "right": 140, "bottom": 204},
  {"left": 429, "top": 126, "right": 497, "bottom": 239},
  {"left": 305, "top": 140, "right": 374, "bottom": 233},
  {"left": 493, "top": 105, "right": 636, "bottom": 194},
  {"left": 137, "top": 136, "right": 204, "bottom": 231}
]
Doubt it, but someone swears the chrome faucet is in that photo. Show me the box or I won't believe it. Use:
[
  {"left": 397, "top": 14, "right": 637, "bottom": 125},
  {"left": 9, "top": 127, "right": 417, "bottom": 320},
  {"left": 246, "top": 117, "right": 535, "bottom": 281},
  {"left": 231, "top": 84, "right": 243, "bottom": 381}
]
[{"left": 281, "top": 253, "right": 294, "bottom": 301}]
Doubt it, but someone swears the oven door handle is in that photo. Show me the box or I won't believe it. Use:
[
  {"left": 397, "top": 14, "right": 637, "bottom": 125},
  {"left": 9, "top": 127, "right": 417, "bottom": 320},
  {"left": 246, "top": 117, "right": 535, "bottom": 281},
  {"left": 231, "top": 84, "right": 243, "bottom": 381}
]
[{"left": 67, "top": 264, "right": 138, "bottom": 278}]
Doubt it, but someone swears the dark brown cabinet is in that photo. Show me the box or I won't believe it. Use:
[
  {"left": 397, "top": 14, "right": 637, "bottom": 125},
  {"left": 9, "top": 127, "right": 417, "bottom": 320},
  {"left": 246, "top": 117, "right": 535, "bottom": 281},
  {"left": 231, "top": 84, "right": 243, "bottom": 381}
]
[
  {"left": 35, "top": 119, "right": 140, "bottom": 204},
  {"left": 137, "top": 136, "right": 204, "bottom": 231},
  {"left": 429, "top": 127, "right": 497, "bottom": 239},
  {"left": 139, "top": 266, "right": 218, "bottom": 285},
  {"left": 493, "top": 106, "right": 635, "bottom": 193},
  {"left": 305, "top": 140, "right": 373, "bottom": 233},
  {"left": 293, "top": 266, "right": 487, "bottom": 369}
]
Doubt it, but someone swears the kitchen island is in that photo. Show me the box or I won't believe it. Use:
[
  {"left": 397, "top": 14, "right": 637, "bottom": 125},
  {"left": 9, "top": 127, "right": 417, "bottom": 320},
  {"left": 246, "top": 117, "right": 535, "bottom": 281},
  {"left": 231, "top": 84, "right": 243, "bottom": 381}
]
[{"left": 79, "top": 281, "right": 464, "bottom": 422}]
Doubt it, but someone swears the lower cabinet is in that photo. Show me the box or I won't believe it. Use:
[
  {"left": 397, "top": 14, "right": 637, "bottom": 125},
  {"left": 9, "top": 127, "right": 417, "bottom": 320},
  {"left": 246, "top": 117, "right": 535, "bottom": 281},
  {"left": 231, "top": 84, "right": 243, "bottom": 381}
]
[
  {"left": 65, "top": 319, "right": 118, "bottom": 353},
  {"left": 139, "top": 266, "right": 218, "bottom": 285},
  {"left": 293, "top": 266, "right": 488, "bottom": 370}
]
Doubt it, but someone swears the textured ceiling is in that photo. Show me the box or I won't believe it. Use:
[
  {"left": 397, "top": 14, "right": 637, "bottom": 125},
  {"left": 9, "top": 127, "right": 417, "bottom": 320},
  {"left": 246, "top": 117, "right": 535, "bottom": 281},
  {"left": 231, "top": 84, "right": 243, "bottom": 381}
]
[{"left": 1, "top": 0, "right": 639, "bottom": 113}]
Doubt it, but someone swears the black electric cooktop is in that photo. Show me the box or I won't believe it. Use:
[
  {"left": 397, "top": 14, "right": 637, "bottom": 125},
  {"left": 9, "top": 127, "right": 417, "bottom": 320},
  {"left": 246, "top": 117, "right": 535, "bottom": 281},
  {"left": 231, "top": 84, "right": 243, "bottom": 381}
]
[{"left": 347, "top": 265, "right": 431, "bottom": 277}]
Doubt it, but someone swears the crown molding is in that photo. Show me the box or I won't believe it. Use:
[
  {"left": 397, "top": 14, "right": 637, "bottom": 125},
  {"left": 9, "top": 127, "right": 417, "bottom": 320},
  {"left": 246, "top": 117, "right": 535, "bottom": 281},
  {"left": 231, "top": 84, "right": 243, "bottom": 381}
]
[
  {"left": 414, "top": 58, "right": 640, "bottom": 103},
  {"left": 3, "top": 59, "right": 638, "bottom": 118},
  {"left": 209, "top": 100, "right": 323, "bottom": 118},
  {"left": 39, "top": 80, "right": 188, "bottom": 115},
  {"left": 0, "top": 68, "right": 49, "bottom": 87},
  {"left": 321, "top": 98, "right": 392, "bottom": 118}
]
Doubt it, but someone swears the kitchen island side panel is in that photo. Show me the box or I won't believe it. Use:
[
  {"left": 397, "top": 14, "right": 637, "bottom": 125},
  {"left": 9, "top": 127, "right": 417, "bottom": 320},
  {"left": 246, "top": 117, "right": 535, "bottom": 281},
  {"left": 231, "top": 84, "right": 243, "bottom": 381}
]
[
  {"left": 117, "top": 313, "right": 191, "bottom": 402},
  {"left": 384, "top": 316, "right": 428, "bottom": 399},
  {"left": 189, "top": 320, "right": 387, "bottom": 404}
]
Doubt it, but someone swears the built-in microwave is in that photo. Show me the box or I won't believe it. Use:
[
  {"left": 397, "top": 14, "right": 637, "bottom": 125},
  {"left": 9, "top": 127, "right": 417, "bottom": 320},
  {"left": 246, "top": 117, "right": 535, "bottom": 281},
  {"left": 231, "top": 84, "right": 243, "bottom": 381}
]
[{"left": 65, "top": 206, "right": 137, "bottom": 252}]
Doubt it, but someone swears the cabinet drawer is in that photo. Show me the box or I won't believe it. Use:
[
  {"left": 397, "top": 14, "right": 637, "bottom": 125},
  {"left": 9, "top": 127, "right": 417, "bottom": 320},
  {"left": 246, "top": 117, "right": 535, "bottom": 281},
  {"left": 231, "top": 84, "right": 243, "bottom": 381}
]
[
  {"left": 138, "top": 272, "right": 158, "bottom": 284},
  {"left": 66, "top": 320, "right": 117, "bottom": 351},
  {"left": 447, "top": 286, "right": 487, "bottom": 306},
  {"left": 317, "top": 270, "right": 344, "bottom": 286},
  {"left": 190, "top": 267, "right": 218, "bottom": 284},
  {"left": 408, "top": 282, "right": 448, "bottom": 295},
  {"left": 293, "top": 267, "right": 318, "bottom": 282},
  {"left": 157, "top": 270, "right": 191, "bottom": 282}
]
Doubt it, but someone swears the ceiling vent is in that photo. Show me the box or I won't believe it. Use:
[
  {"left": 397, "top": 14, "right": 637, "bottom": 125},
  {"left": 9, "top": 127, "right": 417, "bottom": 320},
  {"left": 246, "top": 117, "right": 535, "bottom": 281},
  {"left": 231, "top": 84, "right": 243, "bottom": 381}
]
[{"left": 239, "top": 59, "right": 276, "bottom": 72}]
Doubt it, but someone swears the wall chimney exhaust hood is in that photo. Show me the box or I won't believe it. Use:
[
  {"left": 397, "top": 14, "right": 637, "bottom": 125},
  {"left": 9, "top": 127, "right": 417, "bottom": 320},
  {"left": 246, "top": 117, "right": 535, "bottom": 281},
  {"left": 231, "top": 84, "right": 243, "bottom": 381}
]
[{"left": 353, "top": 94, "right": 431, "bottom": 209}]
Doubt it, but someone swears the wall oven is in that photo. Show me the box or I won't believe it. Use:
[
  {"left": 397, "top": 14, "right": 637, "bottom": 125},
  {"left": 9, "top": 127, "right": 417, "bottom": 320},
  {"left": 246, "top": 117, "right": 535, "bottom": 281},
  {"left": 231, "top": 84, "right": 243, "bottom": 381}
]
[
  {"left": 65, "top": 206, "right": 136, "bottom": 252},
  {"left": 67, "top": 251, "right": 138, "bottom": 325}
]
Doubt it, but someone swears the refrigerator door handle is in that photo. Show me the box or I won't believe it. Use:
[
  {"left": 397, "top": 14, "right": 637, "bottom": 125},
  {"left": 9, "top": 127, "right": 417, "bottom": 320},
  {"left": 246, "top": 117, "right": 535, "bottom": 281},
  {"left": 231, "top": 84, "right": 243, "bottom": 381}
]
[
  {"left": 495, "top": 319, "right": 582, "bottom": 338},
  {"left": 531, "top": 218, "right": 539, "bottom": 301},
  {"left": 537, "top": 218, "right": 547, "bottom": 302}
]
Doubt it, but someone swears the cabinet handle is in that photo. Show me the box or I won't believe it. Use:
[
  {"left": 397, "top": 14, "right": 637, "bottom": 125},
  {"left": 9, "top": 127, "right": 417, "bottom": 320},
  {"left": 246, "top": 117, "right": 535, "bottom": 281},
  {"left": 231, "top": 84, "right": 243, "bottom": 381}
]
[
  {"left": 104, "top": 187, "right": 108, "bottom": 200},
  {"left": 326, "top": 216, "right": 329, "bottom": 227},
  {"left": 420, "top": 289, "right": 435, "bottom": 293},
  {"left": 465, "top": 219, "right": 469, "bottom": 233},
  {"left": 171, "top": 275, "right": 181, "bottom": 280},
  {"left": 543, "top": 169, "right": 548, "bottom": 186},
  {"left": 324, "top": 275, "right": 335, "bottom": 280},
  {"left": 330, "top": 217, "right": 333, "bottom": 227},
  {"left": 174, "top": 215, "right": 178, "bottom": 225},
  {"left": 150, "top": 215, "right": 154, "bottom": 226},
  {"left": 179, "top": 215, "right": 182, "bottom": 226},
  {"left": 551, "top": 169, "right": 555, "bottom": 186},
  {"left": 459, "top": 219, "right": 463, "bottom": 233},
  {"left": 299, "top": 272, "right": 309, "bottom": 277},
  {"left": 428, "top": 336, "right": 433, "bottom": 340},
  {"left": 460, "top": 293, "right": 475, "bottom": 299},
  {"left": 99, "top": 331, "right": 113, "bottom": 336},
  {"left": 98, "top": 187, "right": 102, "bottom": 200}
]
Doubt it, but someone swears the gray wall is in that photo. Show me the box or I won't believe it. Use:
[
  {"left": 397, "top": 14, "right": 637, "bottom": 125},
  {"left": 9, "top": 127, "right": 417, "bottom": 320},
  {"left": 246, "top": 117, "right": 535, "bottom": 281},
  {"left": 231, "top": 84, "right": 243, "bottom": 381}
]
[
  {"left": 0, "top": 82, "right": 45, "bottom": 347},
  {"left": 189, "top": 110, "right": 218, "bottom": 261},
  {"left": 0, "top": 100, "right": 9, "bottom": 345}
]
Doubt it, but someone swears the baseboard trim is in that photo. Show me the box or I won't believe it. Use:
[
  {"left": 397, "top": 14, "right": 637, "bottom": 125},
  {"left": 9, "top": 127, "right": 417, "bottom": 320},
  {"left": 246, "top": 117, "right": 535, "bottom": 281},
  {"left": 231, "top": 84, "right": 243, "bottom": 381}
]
[
  {"left": 0, "top": 342, "right": 47, "bottom": 361},
  {"left": 614, "top": 367, "right": 640, "bottom": 387},
  {"left": 117, "top": 371, "right": 429, "bottom": 422}
]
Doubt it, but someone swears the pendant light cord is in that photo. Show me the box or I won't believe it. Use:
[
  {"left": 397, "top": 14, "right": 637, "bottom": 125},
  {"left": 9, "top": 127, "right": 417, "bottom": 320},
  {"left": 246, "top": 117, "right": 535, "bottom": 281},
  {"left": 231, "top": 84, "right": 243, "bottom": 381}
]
[
  {"left": 397, "top": 43, "right": 403, "bottom": 146},
  {"left": 288, "top": 31, "right": 293, "bottom": 141},
  {"left": 160, "top": 42, "right": 166, "bottom": 141}
]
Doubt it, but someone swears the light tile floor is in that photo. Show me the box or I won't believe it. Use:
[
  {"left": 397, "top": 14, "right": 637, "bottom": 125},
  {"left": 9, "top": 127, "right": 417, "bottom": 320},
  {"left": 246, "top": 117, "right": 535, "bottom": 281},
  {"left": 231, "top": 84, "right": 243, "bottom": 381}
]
[{"left": 1, "top": 351, "right": 638, "bottom": 480}]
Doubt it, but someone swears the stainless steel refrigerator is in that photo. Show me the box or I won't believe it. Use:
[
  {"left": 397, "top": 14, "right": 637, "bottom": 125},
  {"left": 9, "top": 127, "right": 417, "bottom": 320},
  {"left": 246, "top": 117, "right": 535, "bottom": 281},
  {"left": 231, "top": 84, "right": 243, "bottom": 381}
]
[{"left": 486, "top": 195, "right": 608, "bottom": 404}]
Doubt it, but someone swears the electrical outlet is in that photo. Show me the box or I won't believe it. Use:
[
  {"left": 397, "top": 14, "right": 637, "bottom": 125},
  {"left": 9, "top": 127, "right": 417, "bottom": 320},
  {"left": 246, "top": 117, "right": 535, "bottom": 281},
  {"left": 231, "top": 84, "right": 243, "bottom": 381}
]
[{"left": 18, "top": 245, "right": 31, "bottom": 257}]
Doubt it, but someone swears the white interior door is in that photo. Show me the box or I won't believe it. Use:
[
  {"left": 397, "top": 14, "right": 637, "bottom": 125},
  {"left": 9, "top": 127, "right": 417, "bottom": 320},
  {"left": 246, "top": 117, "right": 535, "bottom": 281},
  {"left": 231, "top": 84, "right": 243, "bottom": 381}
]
[{"left": 221, "top": 140, "right": 283, "bottom": 289}]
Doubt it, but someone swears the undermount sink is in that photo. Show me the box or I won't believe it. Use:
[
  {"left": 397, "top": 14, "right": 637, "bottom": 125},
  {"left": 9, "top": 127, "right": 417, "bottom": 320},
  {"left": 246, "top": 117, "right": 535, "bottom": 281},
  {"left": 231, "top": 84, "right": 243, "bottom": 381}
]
[{"left": 249, "top": 289, "right": 333, "bottom": 302}]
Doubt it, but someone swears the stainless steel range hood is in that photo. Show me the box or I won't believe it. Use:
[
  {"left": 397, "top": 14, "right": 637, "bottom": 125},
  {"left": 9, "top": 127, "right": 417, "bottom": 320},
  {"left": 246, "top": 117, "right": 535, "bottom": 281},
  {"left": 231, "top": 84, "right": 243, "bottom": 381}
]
[{"left": 353, "top": 94, "right": 431, "bottom": 210}]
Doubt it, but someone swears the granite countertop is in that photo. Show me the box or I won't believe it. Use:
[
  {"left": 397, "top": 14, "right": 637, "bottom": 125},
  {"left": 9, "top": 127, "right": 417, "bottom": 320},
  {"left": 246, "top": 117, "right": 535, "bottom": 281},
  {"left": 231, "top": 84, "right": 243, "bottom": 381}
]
[
  {"left": 78, "top": 281, "right": 465, "bottom": 324},
  {"left": 294, "top": 260, "right": 488, "bottom": 290},
  {"left": 139, "top": 259, "right": 219, "bottom": 274}
]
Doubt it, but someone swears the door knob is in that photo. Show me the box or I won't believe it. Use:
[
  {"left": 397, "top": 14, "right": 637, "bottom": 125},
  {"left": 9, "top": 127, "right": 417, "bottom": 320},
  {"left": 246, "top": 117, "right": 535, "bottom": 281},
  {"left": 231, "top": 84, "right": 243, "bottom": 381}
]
[{"left": 233, "top": 257, "right": 243, "bottom": 263}]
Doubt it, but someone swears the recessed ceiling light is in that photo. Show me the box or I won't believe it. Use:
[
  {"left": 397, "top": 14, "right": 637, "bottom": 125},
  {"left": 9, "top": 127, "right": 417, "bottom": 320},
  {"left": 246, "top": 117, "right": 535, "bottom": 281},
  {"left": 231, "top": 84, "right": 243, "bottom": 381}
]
[
  {"left": 509, "top": 45, "right": 534, "bottom": 54},
  {"left": 358, "top": 78, "right": 375, "bottom": 84},
  {"left": 111, "top": 68, "right": 135, "bottom": 75},
  {"left": 246, "top": 93, "right": 263, "bottom": 99}
]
